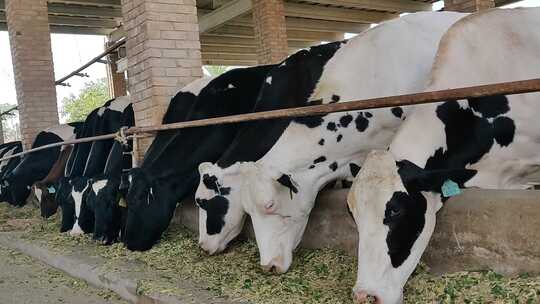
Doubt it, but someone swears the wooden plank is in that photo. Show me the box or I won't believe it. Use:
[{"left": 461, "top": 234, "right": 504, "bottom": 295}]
[
  {"left": 202, "top": 59, "right": 256, "bottom": 66},
  {"left": 199, "top": 0, "right": 251, "bottom": 33},
  {"left": 299, "top": 0, "right": 432, "bottom": 13},
  {"left": 284, "top": 2, "right": 396, "bottom": 23}
]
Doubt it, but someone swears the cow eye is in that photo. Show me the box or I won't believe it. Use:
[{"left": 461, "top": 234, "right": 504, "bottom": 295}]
[{"left": 389, "top": 205, "right": 402, "bottom": 218}]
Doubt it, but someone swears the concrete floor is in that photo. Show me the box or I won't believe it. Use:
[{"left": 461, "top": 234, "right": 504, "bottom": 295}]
[{"left": 0, "top": 246, "right": 127, "bottom": 304}]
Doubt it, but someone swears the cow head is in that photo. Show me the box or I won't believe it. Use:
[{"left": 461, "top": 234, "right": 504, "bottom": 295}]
[
  {"left": 88, "top": 177, "right": 124, "bottom": 245},
  {"left": 347, "top": 150, "right": 475, "bottom": 304},
  {"left": 2, "top": 170, "right": 31, "bottom": 206},
  {"left": 124, "top": 168, "right": 174, "bottom": 251},
  {"left": 33, "top": 182, "right": 59, "bottom": 218},
  {"left": 240, "top": 162, "right": 311, "bottom": 274},
  {"left": 59, "top": 177, "right": 94, "bottom": 235},
  {"left": 195, "top": 162, "right": 247, "bottom": 255}
]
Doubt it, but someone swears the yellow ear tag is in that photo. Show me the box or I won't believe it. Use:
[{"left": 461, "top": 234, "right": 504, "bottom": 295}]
[{"left": 118, "top": 197, "right": 127, "bottom": 208}]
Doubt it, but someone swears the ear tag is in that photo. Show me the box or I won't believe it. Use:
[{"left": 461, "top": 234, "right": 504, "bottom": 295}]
[
  {"left": 47, "top": 186, "right": 56, "bottom": 194},
  {"left": 442, "top": 180, "right": 461, "bottom": 198},
  {"left": 118, "top": 197, "right": 127, "bottom": 208}
]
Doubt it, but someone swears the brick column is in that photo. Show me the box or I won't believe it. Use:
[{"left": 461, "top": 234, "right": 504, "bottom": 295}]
[
  {"left": 6, "top": 0, "right": 59, "bottom": 149},
  {"left": 121, "top": 0, "right": 203, "bottom": 160},
  {"left": 444, "top": 0, "right": 495, "bottom": 12},
  {"left": 252, "top": 0, "right": 289, "bottom": 64}
]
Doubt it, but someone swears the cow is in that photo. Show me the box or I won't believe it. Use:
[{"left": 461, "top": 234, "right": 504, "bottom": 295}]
[
  {"left": 195, "top": 11, "right": 467, "bottom": 274},
  {"left": 347, "top": 8, "right": 540, "bottom": 304},
  {"left": 123, "top": 65, "right": 276, "bottom": 251},
  {"left": 33, "top": 145, "right": 74, "bottom": 218},
  {"left": 84, "top": 105, "right": 135, "bottom": 245},
  {"left": 3, "top": 123, "right": 81, "bottom": 206},
  {"left": 0, "top": 141, "right": 23, "bottom": 202},
  {"left": 59, "top": 97, "right": 132, "bottom": 236}
]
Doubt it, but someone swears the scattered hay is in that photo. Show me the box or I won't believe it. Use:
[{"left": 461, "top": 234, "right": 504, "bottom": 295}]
[{"left": 1, "top": 202, "right": 539, "bottom": 304}]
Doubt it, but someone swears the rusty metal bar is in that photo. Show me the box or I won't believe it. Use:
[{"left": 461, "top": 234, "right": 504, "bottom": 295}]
[
  {"left": 55, "top": 39, "right": 126, "bottom": 86},
  {"left": 1, "top": 78, "right": 539, "bottom": 163}
]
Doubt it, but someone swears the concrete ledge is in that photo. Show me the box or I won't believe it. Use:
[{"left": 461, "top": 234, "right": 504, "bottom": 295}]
[
  {"left": 175, "top": 189, "right": 540, "bottom": 275},
  {"left": 0, "top": 233, "right": 238, "bottom": 304}
]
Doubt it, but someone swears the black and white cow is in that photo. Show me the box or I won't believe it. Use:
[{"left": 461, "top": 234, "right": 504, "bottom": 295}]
[
  {"left": 59, "top": 97, "right": 132, "bottom": 235},
  {"left": 3, "top": 124, "right": 81, "bottom": 206},
  {"left": 195, "top": 12, "right": 467, "bottom": 273},
  {"left": 0, "top": 141, "right": 23, "bottom": 202},
  {"left": 347, "top": 8, "right": 540, "bottom": 304},
  {"left": 84, "top": 105, "right": 135, "bottom": 245},
  {"left": 33, "top": 145, "right": 74, "bottom": 218},
  {"left": 123, "top": 65, "right": 276, "bottom": 251}
]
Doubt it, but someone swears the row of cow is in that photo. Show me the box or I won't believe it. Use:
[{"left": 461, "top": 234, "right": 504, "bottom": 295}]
[{"left": 1, "top": 8, "right": 538, "bottom": 304}]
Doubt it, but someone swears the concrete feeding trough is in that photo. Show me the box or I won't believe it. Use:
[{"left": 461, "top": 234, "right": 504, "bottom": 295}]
[{"left": 174, "top": 189, "right": 540, "bottom": 275}]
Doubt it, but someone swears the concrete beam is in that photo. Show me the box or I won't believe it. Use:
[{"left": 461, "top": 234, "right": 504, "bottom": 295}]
[
  {"left": 47, "top": 3, "right": 122, "bottom": 18},
  {"left": 210, "top": 25, "right": 345, "bottom": 42},
  {"left": 199, "top": 0, "right": 251, "bottom": 33},
  {"left": 200, "top": 35, "right": 318, "bottom": 48},
  {"left": 299, "top": 0, "right": 432, "bottom": 13},
  {"left": 230, "top": 16, "right": 370, "bottom": 33},
  {"left": 47, "top": 0, "right": 120, "bottom": 7},
  {"left": 175, "top": 189, "right": 540, "bottom": 275},
  {"left": 284, "top": 2, "right": 396, "bottom": 23}
]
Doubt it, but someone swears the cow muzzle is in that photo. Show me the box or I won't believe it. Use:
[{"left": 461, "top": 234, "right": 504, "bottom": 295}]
[{"left": 352, "top": 289, "right": 383, "bottom": 304}]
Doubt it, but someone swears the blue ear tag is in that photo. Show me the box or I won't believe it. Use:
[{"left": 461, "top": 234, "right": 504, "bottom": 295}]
[
  {"left": 47, "top": 186, "right": 56, "bottom": 194},
  {"left": 441, "top": 180, "right": 461, "bottom": 198}
]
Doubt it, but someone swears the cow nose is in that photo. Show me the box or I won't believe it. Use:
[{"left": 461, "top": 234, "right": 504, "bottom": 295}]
[
  {"left": 352, "top": 290, "right": 381, "bottom": 304},
  {"left": 198, "top": 241, "right": 219, "bottom": 255},
  {"left": 261, "top": 259, "right": 286, "bottom": 274}
]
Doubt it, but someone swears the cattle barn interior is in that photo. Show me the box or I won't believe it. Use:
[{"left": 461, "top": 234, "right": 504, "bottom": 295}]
[{"left": 0, "top": 0, "right": 539, "bottom": 303}]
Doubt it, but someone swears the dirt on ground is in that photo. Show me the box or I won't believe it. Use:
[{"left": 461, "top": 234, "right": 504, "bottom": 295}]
[
  {"left": 0, "top": 245, "right": 127, "bottom": 304},
  {"left": 1, "top": 202, "right": 539, "bottom": 304}
]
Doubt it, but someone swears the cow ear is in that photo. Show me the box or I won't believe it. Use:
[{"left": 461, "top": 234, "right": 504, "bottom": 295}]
[
  {"left": 399, "top": 160, "right": 476, "bottom": 194},
  {"left": 198, "top": 162, "right": 219, "bottom": 177}
]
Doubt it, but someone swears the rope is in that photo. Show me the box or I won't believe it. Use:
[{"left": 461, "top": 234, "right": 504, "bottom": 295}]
[
  {"left": 114, "top": 126, "right": 129, "bottom": 146},
  {"left": 0, "top": 78, "right": 539, "bottom": 163}
]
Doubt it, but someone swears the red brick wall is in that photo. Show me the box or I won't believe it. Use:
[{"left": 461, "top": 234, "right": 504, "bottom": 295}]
[
  {"left": 121, "top": 0, "right": 203, "bottom": 160},
  {"left": 6, "top": 0, "right": 59, "bottom": 149},
  {"left": 445, "top": 0, "right": 495, "bottom": 12},
  {"left": 252, "top": 0, "right": 289, "bottom": 64}
]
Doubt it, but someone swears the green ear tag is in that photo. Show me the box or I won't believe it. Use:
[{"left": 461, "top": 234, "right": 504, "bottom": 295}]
[
  {"left": 442, "top": 180, "right": 461, "bottom": 198},
  {"left": 47, "top": 186, "right": 56, "bottom": 194}
]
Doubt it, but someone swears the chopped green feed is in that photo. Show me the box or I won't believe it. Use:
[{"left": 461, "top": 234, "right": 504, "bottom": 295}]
[{"left": 1, "top": 203, "right": 539, "bottom": 303}]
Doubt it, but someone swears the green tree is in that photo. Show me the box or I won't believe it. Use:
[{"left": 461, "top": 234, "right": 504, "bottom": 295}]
[
  {"left": 204, "top": 65, "right": 229, "bottom": 76},
  {"left": 62, "top": 78, "right": 110, "bottom": 122}
]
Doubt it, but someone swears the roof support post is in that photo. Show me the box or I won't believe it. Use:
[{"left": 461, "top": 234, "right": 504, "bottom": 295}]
[
  {"left": 6, "top": 0, "right": 59, "bottom": 149},
  {"left": 251, "top": 0, "right": 289, "bottom": 64},
  {"left": 121, "top": 0, "right": 203, "bottom": 160}
]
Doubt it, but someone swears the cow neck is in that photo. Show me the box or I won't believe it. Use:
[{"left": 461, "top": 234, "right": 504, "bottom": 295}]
[
  {"left": 139, "top": 66, "right": 276, "bottom": 201},
  {"left": 216, "top": 42, "right": 344, "bottom": 169}
]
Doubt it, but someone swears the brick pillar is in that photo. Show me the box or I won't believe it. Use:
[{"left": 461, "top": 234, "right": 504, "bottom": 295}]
[
  {"left": 6, "top": 0, "right": 59, "bottom": 149},
  {"left": 444, "top": 0, "right": 495, "bottom": 12},
  {"left": 106, "top": 44, "right": 127, "bottom": 98},
  {"left": 252, "top": 0, "right": 289, "bottom": 64},
  {"left": 121, "top": 0, "right": 203, "bottom": 160}
]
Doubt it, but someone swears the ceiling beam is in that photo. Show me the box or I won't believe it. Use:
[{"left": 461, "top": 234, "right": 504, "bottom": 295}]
[
  {"left": 298, "top": 0, "right": 432, "bottom": 13},
  {"left": 0, "top": 21, "right": 111, "bottom": 35},
  {"left": 47, "top": 0, "right": 121, "bottom": 7},
  {"left": 199, "top": 0, "right": 251, "bottom": 33},
  {"left": 209, "top": 25, "right": 344, "bottom": 41},
  {"left": 284, "top": 2, "right": 396, "bottom": 23},
  {"left": 230, "top": 16, "right": 370, "bottom": 33},
  {"left": 202, "top": 58, "right": 257, "bottom": 66},
  {"left": 47, "top": 3, "right": 122, "bottom": 18},
  {"left": 200, "top": 35, "right": 317, "bottom": 48}
]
